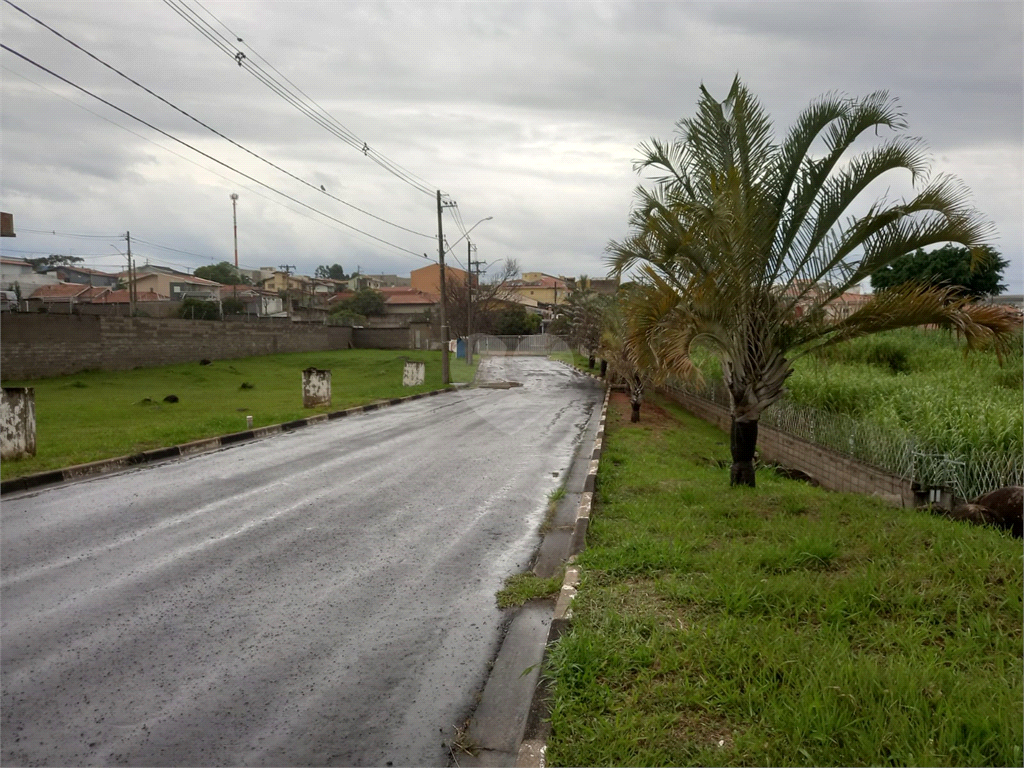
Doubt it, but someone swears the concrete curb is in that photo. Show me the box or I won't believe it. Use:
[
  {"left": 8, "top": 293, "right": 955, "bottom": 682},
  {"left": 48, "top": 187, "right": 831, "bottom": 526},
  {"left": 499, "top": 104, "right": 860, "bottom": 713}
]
[
  {"left": 514, "top": 384, "right": 611, "bottom": 767},
  {"left": 0, "top": 386, "right": 458, "bottom": 495}
]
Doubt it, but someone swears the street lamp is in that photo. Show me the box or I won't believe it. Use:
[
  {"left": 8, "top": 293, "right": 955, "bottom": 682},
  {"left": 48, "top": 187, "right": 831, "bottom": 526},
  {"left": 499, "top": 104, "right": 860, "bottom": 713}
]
[{"left": 444, "top": 216, "right": 492, "bottom": 254}]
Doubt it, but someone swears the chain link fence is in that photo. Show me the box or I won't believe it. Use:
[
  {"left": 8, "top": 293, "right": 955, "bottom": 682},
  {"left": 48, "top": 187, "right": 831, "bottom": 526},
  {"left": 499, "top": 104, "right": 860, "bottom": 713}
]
[{"left": 664, "top": 376, "right": 1022, "bottom": 501}]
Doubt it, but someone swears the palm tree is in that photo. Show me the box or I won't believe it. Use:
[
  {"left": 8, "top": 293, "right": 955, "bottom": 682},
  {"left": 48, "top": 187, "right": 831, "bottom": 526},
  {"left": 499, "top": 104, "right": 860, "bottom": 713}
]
[
  {"left": 598, "top": 295, "right": 657, "bottom": 423},
  {"left": 563, "top": 288, "right": 609, "bottom": 369},
  {"left": 609, "top": 77, "right": 1021, "bottom": 487}
]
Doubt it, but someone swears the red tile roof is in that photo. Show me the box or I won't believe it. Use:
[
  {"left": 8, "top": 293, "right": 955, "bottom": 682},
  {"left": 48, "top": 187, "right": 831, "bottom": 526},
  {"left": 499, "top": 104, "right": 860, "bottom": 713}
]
[
  {"left": 385, "top": 292, "right": 437, "bottom": 305},
  {"left": 28, "top": 283, "right": 92, "bottom": 299},
  {"left": 93, "top": 289, "right": 166, "bottom": 303}
]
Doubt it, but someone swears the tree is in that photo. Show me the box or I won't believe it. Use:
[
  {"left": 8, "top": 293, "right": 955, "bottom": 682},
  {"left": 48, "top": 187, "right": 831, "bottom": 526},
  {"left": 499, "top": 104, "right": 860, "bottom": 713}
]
[
  {"left": 26, "top": 254, "right": 84, "bottom": 271},
  {"left": 193, "top": 261, "right": 250, "bottom": 285},
  {"left": 221, "top": 297, "right": 246, "bottom": 315},
  {"left": 444, "top": 257, "right": 521, "bottom": 337},
  {"left": 870, "top": 244, "right": 1009, "bottom": 298},
  {"left": 563, "top": 289, "right": 610, "bottom": 368},
  {"left": 493, "top": 304, "right": 541, "bottom": 335},
  {"left": 330, "top": 288, "right": 385, "bottom": 317},
  {"left": 178, "top": 298, "right": 221, "bottom": 320},
  {"left": 609, "top": 77, "right": 1021, "bottom": 487},
  {"left": 599, "top": 294, "right": 658, "bottom": 423},
  {"left": 315, "top": 264, "right": 347, "bottom": 280}
]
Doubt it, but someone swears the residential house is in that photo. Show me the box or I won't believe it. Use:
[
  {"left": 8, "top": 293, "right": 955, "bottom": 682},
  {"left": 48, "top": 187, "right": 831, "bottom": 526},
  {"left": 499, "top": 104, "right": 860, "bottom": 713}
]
[
  {"left": 379, "top": 287, "right": 438, "bottom": 323},
  {"left": 507, "top": 273, "right": 570, "bottom": 306},
  {"left": 363, "top": 273, "right": 410, "bottom": 288},
  {"left": 122, "top": 264, "right": 222, "bottom": 302},
  {"left": 26, "top": 283, "right": 110, "bottom": 311},
  {"left": 41, "top": 264, "right": 120, "bottom": 287},
  {"left": 588, "top": 277, "right": 620, "bottom": 296},
  {"left": 1, "top": 256, "right": 58, "bottom": 298},
  {"left": 781, "top": 280, "right": 873, "bottom": 320},
  {"left": 219, "top": 285, "right": 285, "bottom": 316}
]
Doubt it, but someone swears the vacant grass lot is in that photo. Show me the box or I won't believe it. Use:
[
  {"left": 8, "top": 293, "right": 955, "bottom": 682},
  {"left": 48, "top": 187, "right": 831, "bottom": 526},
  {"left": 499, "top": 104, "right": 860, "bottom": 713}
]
[
  {"left": 1, "top": 350, "right": 476, "bottom": 480},
  {"left": 544, "top": 393, "right": 1022, "bottom": 767}
]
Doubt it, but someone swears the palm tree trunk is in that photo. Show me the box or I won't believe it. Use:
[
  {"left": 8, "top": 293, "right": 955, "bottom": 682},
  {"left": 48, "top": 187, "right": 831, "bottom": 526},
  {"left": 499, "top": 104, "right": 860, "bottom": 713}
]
[
  {"left": 729, "top": 418, "right": 758, "bottom": 487},
  {"left": 630, "top": 376, "right": 643, "bottom": 423}
]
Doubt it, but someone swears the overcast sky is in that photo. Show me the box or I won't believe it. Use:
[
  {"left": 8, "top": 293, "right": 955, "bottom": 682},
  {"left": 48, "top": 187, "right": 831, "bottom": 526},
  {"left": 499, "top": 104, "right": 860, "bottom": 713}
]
[{"left": 2, "top": 0, "right": 1021, "bottom": 292}]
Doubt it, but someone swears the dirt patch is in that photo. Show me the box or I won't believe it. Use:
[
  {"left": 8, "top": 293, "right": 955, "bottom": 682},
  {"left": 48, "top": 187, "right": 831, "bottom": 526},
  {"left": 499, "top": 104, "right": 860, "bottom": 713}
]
[
  {"left": 609, "top": 392, "right": 677, "bottom": 431},
  {"left": 671, "top": 710, "right": 735, "bottom": 752}
]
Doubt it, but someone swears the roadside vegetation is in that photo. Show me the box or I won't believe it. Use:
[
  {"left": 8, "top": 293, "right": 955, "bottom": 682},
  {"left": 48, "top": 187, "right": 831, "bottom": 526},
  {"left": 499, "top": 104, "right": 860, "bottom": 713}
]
[
  {"left": 549, "top": 349, "right": 593, "bottom": 372},
  {"left": 0, "top": 349, "right": 477, "bottom": 480},
  {"left": 543, "top": 393, "right": 1023, "bottom": 767},
  {"left": 688, "top": 327, "right": 1023, "bottom": 475}
]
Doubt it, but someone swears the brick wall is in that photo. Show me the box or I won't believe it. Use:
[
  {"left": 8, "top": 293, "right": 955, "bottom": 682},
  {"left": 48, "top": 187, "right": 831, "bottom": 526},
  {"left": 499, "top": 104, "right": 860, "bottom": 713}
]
[
  {"left": 0, "top": 314, "right": 354, "bottom": 380},
  {"left": 659, "top": 386, "right": 916, "bottom": 508}
]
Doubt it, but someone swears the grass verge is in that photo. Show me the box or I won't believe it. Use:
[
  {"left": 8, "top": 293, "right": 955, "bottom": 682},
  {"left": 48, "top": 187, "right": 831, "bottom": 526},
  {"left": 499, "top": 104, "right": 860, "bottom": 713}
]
[
  {"left": 1, "top": 349, "right": 477, "bottom": 480},
  {"left": 495, "top": 571, "right": 564, "bottom": 609},
  {"left": 543, "top": 392, "right": 1023, "bottom": 767},
  {"left": 549, "top": 350, "right": 596, "bottom": 373}
]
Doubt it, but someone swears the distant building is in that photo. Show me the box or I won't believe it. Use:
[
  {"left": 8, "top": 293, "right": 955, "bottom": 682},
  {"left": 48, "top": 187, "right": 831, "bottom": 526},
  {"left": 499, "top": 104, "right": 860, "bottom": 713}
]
[
  {"left": 411, "top": 263, "right": 471, "bottom": 295},
  {"left": 122, "top": 264, "right": 222, "bottom": 302},
  {"left": 0, "top": 256, "right": 58, "bottom": 297},
  {"left": 219, "top": 285, "right": 285, "bottom": 316},
  {"left": 362, "top": 273, "right": 410, "bottom": 288},
  {"left": 507, "top": 273, "right": 570, "bottom": 306},
  {"left": 41, "top": 264, "right": 119, "bottom": 287}
]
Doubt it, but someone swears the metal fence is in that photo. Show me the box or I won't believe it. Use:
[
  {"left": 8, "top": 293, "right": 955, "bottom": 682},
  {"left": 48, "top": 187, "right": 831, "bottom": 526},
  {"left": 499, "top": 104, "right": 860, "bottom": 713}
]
[
  {"left": 474, "top": 334, "right": 571, "bottom": 355},
  {"left": 664, "top": 376, "right": 1022, "bottom": 502}
]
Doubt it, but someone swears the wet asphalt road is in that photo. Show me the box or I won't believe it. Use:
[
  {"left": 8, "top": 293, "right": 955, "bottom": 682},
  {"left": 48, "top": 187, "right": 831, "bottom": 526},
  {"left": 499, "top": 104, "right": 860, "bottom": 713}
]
[{"left": 1, "top": 357, "right": 602, "bottom": 767}]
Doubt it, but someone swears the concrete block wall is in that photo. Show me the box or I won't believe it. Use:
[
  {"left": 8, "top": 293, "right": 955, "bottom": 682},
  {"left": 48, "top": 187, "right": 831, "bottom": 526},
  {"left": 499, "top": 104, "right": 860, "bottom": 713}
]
[
  {"left": 659, "top": 386, "right": 916, "bottom": 508},
  {"left": 352, "top": 323, "right": 436, "bottom": 350},
  {"left": 0, "top": 315, "right": 354, "bottom": 380}
]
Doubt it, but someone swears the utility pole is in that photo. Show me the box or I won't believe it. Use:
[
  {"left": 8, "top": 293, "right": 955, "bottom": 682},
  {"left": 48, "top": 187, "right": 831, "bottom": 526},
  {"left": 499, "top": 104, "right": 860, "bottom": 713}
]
[
  {"left": 126, "top": 231, "right": 136, "bottom": 316},
  {"left": 230, "top": 193, "right": 239, "bottom": 303},
  {"left": 279, "top": 264, "right": 296, "bottom": 317},
  {"left": 466, "top": 240, "right": 477, "bottom": 365},
  {"left": 436, "top": 190, "right": 457, "bottom": 385}
]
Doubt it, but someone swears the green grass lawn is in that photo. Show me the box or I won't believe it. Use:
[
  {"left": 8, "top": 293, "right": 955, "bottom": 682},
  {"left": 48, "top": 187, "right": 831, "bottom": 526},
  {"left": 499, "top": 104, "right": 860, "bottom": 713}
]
[
  {"left": 1, "top": 349, "right": 477, "bottom": 480},
  {"left": 544, "top": 392, "right": 1022, "bottom": 767}
]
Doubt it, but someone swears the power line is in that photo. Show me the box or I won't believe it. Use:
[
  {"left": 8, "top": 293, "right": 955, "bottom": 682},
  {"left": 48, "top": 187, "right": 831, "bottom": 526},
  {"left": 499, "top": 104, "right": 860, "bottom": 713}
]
[
  {"left": 19, "top": 227, "right": 122, "bottom": 240},
  {"left": 0, "top": 43, "right": 431, "bottom": 261},
  {"left": 3, "top": 0, "right": 434, "bottom": 241},
  {"left": 3, "top": 65, "right": 434, "bottom": 260},
  {"left": 164, "top": 0, "right": 438, "bottom": 197}
]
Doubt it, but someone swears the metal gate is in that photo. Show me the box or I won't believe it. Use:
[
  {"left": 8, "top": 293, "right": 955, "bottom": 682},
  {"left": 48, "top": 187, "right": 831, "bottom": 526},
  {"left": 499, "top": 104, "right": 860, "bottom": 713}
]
[{"left": 473, "top": 334, "right": 571, "bottom": 355}]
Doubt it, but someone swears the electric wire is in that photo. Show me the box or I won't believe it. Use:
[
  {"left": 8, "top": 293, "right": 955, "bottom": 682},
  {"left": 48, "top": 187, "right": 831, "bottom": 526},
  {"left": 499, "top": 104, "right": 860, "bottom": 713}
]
[
  {"left": 19, "top": 227, "right": 122, "bottom": 240},
  {"left": 0, "top": 43, "right": 432, "bottom": 262},
  {"left": 3, "top": 0, "right": 434, "bottom": 241},
  {"left": 164, "top": 0, "right": 438, "bottom": 197},
  {"left": 3, "top": 65, "right": 435, "bottom": 263}
]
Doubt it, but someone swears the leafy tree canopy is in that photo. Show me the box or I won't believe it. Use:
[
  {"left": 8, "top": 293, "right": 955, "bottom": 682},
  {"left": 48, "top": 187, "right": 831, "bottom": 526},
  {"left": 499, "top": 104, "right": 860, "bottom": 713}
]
[
  {"left": 178, "top": 298, "right": 220, "bottom": 320},
  {"left": 193, "top": 261, "right": 250, "bottom": 285},
  {"left": 494, "top": 304, "right": 541, "bottom": 335},
  {"left": 870, "top": 244, "right": 1008, "bottom": 298},
  {"left": 27, "top": 254, "right": 84, "bottom": 271},
  {"left": 315, "top": 263, "right": 347, "bottom": 280},
  {"left": 330, "top": 288, "right": 386, "bottom": 317}
]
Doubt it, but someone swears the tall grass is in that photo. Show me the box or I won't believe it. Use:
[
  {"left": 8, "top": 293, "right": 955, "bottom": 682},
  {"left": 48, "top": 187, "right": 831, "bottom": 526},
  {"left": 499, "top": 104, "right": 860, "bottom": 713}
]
[{"left": 688, "top": 329, "right": 1023, "bottom": 497}]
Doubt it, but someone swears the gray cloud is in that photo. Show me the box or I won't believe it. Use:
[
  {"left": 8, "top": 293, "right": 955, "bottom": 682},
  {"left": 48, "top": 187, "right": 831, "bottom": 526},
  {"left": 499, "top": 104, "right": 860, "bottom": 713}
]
[{"left": 2, "top": 0, "right": 1020, "bottom": 291}]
